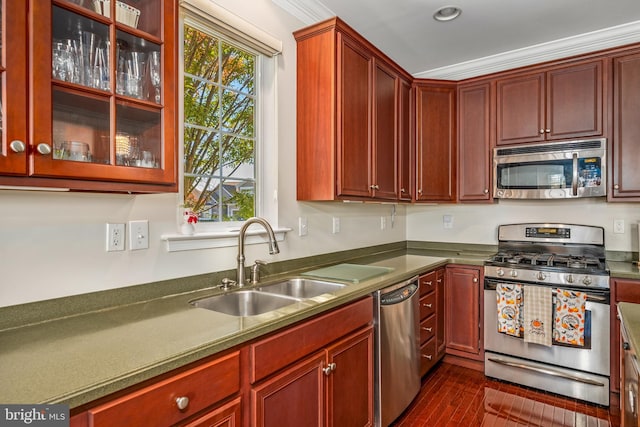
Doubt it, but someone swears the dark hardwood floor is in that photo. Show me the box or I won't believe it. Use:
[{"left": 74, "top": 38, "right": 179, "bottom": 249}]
[{"left": 392, "top": 362, "right": 620, "bottom": 427}]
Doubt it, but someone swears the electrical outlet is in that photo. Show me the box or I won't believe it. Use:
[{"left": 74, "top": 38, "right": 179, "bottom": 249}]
[
  {"left": 106, "top": 223, "right": 125, "bottom": 251},
  {"left": 614, "top": 219, "right": 625, "bottom": 234},
  {"left": 129, "top": 220, "right": 149, "bottom": 250},
  {"left": 332, "top": 217, "right": 340, "bottom": 234},
  {"left": 380, "top": 216, "right": 386, "bottom": 230},
  {"left": 443, "top": 215, "right": 454, "bottom": 229}
]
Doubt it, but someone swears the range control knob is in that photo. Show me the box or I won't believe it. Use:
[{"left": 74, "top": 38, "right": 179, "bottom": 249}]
[
  {"left": 537, "top": 272, "right": 546, "bottom": 281},
  {"left": 582, "top": 276, "right": 593, "bottom": 286},
  {"left": 496, "top": 269, "right": 505, "bottom": 277},
  {"left": 510, "top": 270, "right": 518, "bottom": 278},
  {"left": 566, "top": 274, "right": 575, "bottom": 284}
]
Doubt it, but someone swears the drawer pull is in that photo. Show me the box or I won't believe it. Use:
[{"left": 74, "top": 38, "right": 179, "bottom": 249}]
[
  {"left": 422, "top": 354, "right": 433, "bottom": 360},
  {"left": 423, "top": 303, "right": 432, "bottom": 308},
  {"left": 422, "top": 327, "right": 433, "bottom": 332},
  {"left": 175, "top": 396, "right": 190, "bottom": 411},
  {"left": 425, "top": 281, "right": 433, "bottom": 286}
]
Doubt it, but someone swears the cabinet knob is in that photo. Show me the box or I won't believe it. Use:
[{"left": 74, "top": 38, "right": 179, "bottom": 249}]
[
  {"left": 36, "top": 143, "right": 52, "bottom": 155},
  {"left": 9, "top": 140, "right": 26, "bottom": 153},
  {"left": 539, "top": 129, "right": 545, "bottom": 134},
  {"left": 370, "top": 184, "right": 380, "bottom": 190},
  {"left": 175, "top": 396, "right": 190, "bottom": 411},
  {"left": 401, "top": 188, "right": 406, "bottom": 193},
  {"left": 418, "top": 189, "right": 422, "bottom": 194},
  {"left": 545, "top": 129, "right": 551, "bottom": 133},
  {"left": 624, "top": 342, "right": 631, "bottom": 351},
  {"left": 473, "top": 277, "right": 478, "bottom": 283},
  {"left": 614, "top": 184, "right": 620, "bottom": 190},
  {"left": 322, "top": 362, "right": 336, "bottom": 376},
  {"left": 483, "top": 189, "right": 489, "bottom": 194}
]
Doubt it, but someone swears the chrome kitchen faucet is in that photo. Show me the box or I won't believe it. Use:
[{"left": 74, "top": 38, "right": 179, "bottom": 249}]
[{"left": 236, "top": 217, "right": 280, "bottom": 287}]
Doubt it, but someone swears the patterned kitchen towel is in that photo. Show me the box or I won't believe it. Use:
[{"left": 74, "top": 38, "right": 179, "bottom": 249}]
[
  {"left": 496, "top": 283, "right": 522, "bottom": 337},
  {"left": 553, "top": 288, "right": 587, "bottom": 347},
  {"left": 523, "top": 285, "right": 552, "bottom": 346}
]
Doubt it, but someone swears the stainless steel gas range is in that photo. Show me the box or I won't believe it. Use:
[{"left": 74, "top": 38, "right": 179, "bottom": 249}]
[{"left": 483, "top": 223, "right": 611, "bottom": 406}]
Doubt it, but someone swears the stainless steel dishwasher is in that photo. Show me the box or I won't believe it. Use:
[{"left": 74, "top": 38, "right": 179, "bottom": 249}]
[{"left": 374, "top": 275, "right": 421, "bottom": 427}]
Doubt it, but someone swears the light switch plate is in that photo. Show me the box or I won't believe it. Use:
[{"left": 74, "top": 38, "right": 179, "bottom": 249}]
[
  {"left": 129, "top": 220, "right": 149, "bottom": 250},
  {"left": 298, "top": 217, "right": 308, "bottom": 236}
]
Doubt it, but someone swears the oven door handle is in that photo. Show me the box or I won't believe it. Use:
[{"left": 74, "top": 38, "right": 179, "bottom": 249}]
[
  {"left": 484, "top": 280, "right": 609, "bottom": 303},
  {"left": 487, "top": 357, "right": 606, "bottom": 387}
]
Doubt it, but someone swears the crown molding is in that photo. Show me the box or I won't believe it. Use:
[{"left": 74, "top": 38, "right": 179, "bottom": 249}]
[
  {"left": 274, "top": 0, "right": 640, "bottom": 81},
  {"left": 414, "top": 20, "right": 640, "bottom": 80},
  {"left": 271, "top": 0, "right": 333, "bottom": 25}
]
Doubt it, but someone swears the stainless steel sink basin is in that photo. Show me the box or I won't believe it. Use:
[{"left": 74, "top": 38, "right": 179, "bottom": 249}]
[
  {"left": 190, "top": 291, "right": 301, "bottom": 317},
  {"left": 258, "top": 278, "right": 347, "bottom": 299}
]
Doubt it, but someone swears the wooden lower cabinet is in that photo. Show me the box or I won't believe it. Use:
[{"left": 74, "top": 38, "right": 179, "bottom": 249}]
[
  {"left": 81, "top": 351, "right": 241, "bottom": 427},
  {"left": 249, "top": 297, "right": 374, "bottom": 427},
  {"left": 445, "top": 265, "right": 483, "bottom": 362},
  {"left": 418, "top": 267, "right": 446, "bottom": 376},
  {"left": 613, "top": 279, "right": 640, "bottom": 401},
  {"left": 251, "top": 326, "right": 373, "bottom": 427}
]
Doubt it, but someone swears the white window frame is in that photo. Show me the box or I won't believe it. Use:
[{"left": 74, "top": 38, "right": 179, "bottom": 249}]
[{"left": 162, "top": 1, "right": 288, "bottom": 251}]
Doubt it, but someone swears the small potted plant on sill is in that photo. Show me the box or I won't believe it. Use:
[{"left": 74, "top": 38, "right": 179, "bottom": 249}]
[{"left": 181, "top": 209, "right": 199, "bottom": 235}]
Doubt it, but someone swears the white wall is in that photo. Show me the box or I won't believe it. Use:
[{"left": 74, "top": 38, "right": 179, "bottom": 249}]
[
  {"left": 0, "top": 0, "right": 406, "bottom": 308},
  {"left": 407, "top": 199, "right": 640, "bottom": 252}
]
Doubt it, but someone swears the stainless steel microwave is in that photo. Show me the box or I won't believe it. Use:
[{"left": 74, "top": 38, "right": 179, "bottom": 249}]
[{"left": 493, "top": 138, "right": 606, "bottom": 199}]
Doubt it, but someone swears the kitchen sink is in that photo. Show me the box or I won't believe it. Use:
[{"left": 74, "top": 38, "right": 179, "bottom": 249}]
[
  {"left": 258, "top": 278, "right": 347, "bottom": 299},
  {"left": 190, "top": 291, "right": 302, "bottom": 317},
  {"left": 190, "top": 278, "right": 347, "bottom": 317}
]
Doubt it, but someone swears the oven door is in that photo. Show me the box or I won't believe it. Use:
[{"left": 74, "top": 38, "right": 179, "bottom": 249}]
[{"left": 484, "top": 279, "right": 610, "bottom": 405}]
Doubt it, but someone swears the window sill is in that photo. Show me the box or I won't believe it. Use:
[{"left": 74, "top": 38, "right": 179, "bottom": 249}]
[{"left": 161, "top": 227, "right": 291, "bottom": 252}]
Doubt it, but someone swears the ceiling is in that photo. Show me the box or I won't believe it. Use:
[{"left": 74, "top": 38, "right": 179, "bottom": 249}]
[{"left": 275, "top": 0, "right": 640, "bottom": 79}]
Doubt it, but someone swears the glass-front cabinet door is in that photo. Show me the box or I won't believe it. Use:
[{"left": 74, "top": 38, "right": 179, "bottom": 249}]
[
  {"left": 0, "top": 1, "right": 29, "bottom": 175},
  {"left": 28, "top": 0, "right": 176, "bottom": 191}
]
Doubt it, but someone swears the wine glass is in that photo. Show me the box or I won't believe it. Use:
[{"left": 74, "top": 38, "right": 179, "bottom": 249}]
[{"left": 148, "top": 51, "right": 161, "bottom": 103}]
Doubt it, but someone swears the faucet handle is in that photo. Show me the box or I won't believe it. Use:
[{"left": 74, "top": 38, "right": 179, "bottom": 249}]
[
  {"left": 251, "top": 260, "right": 268, "bottom": 284},
  {"left": 219, "top": 277, "right": 237, "bottom": 290}
]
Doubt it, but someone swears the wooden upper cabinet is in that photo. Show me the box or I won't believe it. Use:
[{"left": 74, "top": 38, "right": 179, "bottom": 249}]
[
  {"left": 371, "top": 60, "right": 398, "bottom": 200},
  {"left": 337, "top": 35, "right": 372, "bottom": 199},
  {"left": 611, "top": 50, "right": 640, "bottom": 200},
  {"left": 496, "top": 59, "right": 604, "bottom": 146},
  {"left": 0, "top": 1, "right": 28, "bottom": 175},
  {"left": 397, "top": 78, "right": 413, "bottom": 201},
  {"left": 415, "top": 81, "right": 457, "bottom": 202},
  {"left": 295, "top": 17, "right": 409, "bottom": 201},
  {"left": 0, "top": 0, "right": 177, "bottom": 192},
  {"left": 457, "top": 81, "right": 493, "bottom": 202}
]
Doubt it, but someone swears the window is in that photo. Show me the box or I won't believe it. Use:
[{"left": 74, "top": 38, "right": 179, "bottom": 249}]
[
  {"left": 183, "top": 23, "right": 257, "bottom": 223},
  {"left": 166, "top": 2, "right": 284, "bottom": 250}
]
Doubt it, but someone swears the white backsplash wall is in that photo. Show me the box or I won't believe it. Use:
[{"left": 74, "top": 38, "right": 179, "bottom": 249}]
[{"left": 407, "top": 198, "right": 640, "bottom": 252}]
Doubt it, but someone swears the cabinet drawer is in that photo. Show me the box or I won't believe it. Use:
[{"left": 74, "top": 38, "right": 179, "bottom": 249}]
[
  {"left": 88, "top": 351, "right": 240, "bottom": 426},
  {"left": 250, "top": 296, "right": 373, "bottom": 383},
  {"left": 420, "top": 315, "right": 436, "bottom": 344},
  {"left": 615, "top": 279, "right": 640, "bottom": 302},
  {"left": 420, "top": 338, "right": 438, "bottom": 376},
  {"left": 419, "top": 270, "right": 437, "bottom": 296},
  {"left": 420, "top": 293, "right": 436, "bottom": 319}
]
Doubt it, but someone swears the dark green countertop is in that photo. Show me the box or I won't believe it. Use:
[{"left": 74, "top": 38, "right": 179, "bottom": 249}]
[
  {"left": 2, "top": 241, "right": 636, "bottom": 410},
  {"left": 0, "top": 252, "right": 490, "bottom": 409}
]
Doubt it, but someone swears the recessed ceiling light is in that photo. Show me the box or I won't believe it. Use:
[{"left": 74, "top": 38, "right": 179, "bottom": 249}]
[{"left": 433, "top": 5, "right": 462, "bottom": 22}]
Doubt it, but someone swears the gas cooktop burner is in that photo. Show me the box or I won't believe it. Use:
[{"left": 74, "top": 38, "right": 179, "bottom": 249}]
[{"left": 489, "top": 252, "right": 605, "bottom": 272}]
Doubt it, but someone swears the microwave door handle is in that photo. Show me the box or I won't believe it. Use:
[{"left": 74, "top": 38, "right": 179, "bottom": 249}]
[{"left": 572, "top": 153, "right": 578, "bottom": 196}]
